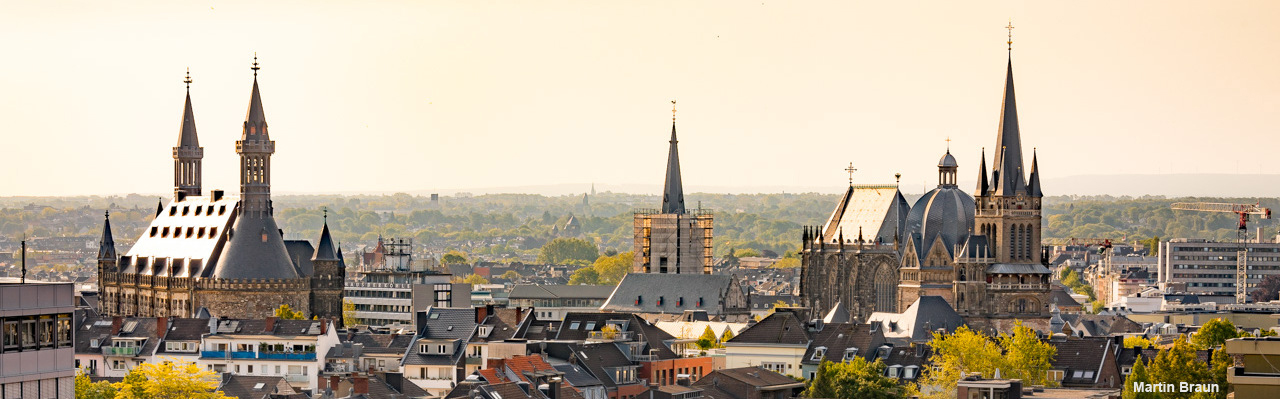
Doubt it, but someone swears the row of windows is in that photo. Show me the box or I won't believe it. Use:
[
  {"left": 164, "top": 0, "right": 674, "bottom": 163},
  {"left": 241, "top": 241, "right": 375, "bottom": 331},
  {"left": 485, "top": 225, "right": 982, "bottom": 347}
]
[
  {"left": 150, "top": 225, "right": 219, "bottom": 239},
  {"left": 1172, "top": 264, "right": 1280, "bottom": 271},
  {"left": 353, "top": 304, "right": 412, "bottom": 313},
  {"left": 208, "top": 363, "right": 308, "bottom": 376},
  {"left": 1173, "top": 246, "right": 1280, "bottom": 253},
  {"left": 345, "top": 290, "right": 412, "bottom": 299},
  {"left": 1, "top": 314, "right": 73, "bottom": 353},
  {"left": 169, "top": 204, "right": 227, "bottom": 217},
  {"left": 1173, "top": 255, "right": 1280, "bottom": 262}
]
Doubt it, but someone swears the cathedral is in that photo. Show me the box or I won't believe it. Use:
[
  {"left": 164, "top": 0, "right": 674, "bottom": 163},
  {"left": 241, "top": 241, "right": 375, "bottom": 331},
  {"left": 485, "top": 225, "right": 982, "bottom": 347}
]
[
  {"left": 800, "top": 49, "right": 1051, "bottom": 324},
  {"left": 96, "top": 60, "right": 346, "bottom": 320}
]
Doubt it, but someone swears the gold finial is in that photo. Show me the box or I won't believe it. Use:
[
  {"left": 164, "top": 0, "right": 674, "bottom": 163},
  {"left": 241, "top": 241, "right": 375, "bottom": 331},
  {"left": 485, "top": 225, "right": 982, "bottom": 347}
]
[
  {"left": 671, "top": 100, "right": 677, "bottom": 123},
  {"left": 844, "top": 162, "right": 858, "bottom": 186},
  {"left": 184, "top": 68, "right": 192, "bottom": 91},
  {"left": 251, "top": 52, "right": 260, "bottom": 77},
  {"left": 945, "top": 136, "right": 951, "bottom": 151},
  {"left": 1006, "top": 19, "right": 1015, "bottom": 51}
]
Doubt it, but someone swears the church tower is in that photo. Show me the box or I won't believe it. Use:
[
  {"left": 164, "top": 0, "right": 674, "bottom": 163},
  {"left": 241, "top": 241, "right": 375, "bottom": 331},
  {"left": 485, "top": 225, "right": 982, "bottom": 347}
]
[
  {"left": 174, "top": 70, "right": 203, "bottom": 198},
  {"left": 238, "top": 56, "right": 274, "bottom": 219},
  {"left": 97, "top": 211, "right": 119, "bottom": 315},
  {"left": 633, "top": 101, "right": 714, "bottom": 274},
  {"left": 310, "top": 213, "right": 346, "bottom": 324}
]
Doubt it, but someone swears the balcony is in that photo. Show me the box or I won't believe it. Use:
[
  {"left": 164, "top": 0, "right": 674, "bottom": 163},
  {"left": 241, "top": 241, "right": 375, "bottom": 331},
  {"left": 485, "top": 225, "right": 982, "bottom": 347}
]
[
  {"left": 630, "top": 354, "right": 657, "bottom": 362},
  {"left": 587, "top": 331, "right": 633, "bottom": 341},
  {"left": 987, "top": 283, "right": 1048, "bottom": 291},
  {"left": 284, "top": 374, "right": 310, "bottom": 384},
  {"left": 102, "top": 346, "right": 140, "bottom": 357},
  {"left": 259, "top": 351, "right": 317, "bottom": 361},
  {"left": 200, "top": 350, "right": 257, "bottom": 359},
  {"left": 465, "top": 356, "right": 483, "bottom": 365}
]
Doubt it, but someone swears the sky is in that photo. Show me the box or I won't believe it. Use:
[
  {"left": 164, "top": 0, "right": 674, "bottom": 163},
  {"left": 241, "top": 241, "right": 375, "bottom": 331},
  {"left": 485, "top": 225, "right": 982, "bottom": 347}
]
[{"left": 1, "top": 1, "right": 1278, "bottom": 197}]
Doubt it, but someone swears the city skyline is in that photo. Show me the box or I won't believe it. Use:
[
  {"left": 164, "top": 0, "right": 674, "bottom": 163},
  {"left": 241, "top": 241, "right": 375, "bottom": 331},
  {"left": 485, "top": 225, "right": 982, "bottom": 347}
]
[{"left": 2, "top": 1, "right": 1278, "bottom": 196}]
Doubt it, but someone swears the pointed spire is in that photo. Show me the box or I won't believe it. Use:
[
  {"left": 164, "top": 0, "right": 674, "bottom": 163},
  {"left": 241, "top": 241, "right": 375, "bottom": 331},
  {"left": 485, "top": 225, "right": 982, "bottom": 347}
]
[
  {"left": 977, "top": 147, "right": 989, "bottom": 195},
  {"left": 1028, "top": 148, "right": 1042, "bottom": 197},
  {"left": 992, "top": 54, "right": 1028, "bottom": 196},
  {"left": 244, "top": 54, "right": 267, "bottom": 135},
  {"left": 313, "top": 211, "right": 339, "bottom": 262},
  {"left": 156, "top": 199, "right": 164, "bottom": 217},
  {"left": 661, "top": 101, "right": 685, "bottom": 214},
  {"left": 178, "top": 69, "right": 198, "bottom": 147},
  {"left": 98, "top": 211, "right": 116, "bottom": 261}
]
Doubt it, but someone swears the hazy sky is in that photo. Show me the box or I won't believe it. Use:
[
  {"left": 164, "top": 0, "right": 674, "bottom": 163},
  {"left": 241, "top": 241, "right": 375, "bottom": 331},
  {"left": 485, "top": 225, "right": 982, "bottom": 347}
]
[{"left": 2, "top": 1, "right": 1278, "bottom": 197}]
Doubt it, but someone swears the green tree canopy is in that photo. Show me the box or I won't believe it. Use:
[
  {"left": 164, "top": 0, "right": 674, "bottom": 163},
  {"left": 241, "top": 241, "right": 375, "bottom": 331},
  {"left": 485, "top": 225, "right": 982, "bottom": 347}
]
[
  {"left": 1124, "top": 336, "right": 1155, "bottom": 349},
  {"left": 590, "top": 251, "right": 632, "bottom": 286},
  {"left": 463, "top": 274, "right": 490, "bottom": 285},
  {"left": 499, "top": 270, "right": 522, "bottom": 280},
  {"left": 76, "top": 371, "right": 117, "bottom": 399},
  {"left": 696, "top": 326, "right": 718, "bottom": 350},
  {"left": 1122, "top": 353, "right": 1157, "bottom": 399},
  {"left": 272, "top": 304, "right": 305, "bottom": 320},
  {"left": 537, "top": 238, "right": 600, "bottom": 266},
  {"left": 1145, "top": 335, "right": 1213, "bottom": 399},
  {"left": 568, "top": 268, "right": 600, "bottom": 285},
  {"left": 1192, "top": 318, "right": 1243, "bottom": 349},
  {"left": 998, "top": 321, "right": 1058, "bottom": 386},
  {"left": 442, "top": 250, "right": 469, "bottom": 265},
  {"left": 803, "top": 359, "right": 902, "bottom": 399}
]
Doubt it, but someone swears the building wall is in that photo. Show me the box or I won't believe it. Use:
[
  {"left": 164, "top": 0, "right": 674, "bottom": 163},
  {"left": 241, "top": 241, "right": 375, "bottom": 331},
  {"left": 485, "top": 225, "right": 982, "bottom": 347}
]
[
  {"left": 197, "top": 282, "right": 311, "bottom": 319},
  {"left": 0, "top": 283, "right": 76, "bottom": 398},
  {"left": 640, "top": 357, "right": 713, "bottom": 386},
  {"left": 634, "top": 212, "right": 713, "bottom": 274},
  {"left": 1158, "top": 239, "right": 1280, "bottom": 296},
  {"left": 722, "top": 344, "right": 807, "bottom": 378}
]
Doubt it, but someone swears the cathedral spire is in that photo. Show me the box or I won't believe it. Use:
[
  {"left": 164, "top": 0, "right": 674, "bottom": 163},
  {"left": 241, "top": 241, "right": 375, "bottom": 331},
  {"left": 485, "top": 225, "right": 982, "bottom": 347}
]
[
  {"left": 174, "top": 68, "right": 203, "bottom": 197},
  {"left": 977, "top": 147, "right": 989, "bottom": 195},
  {"left": 244, "top": 54, "right": 268, "bottom": 137},
  {"left": 661, "top": 100, "right": 685, "bottom": 214},
  {"left": 1028, "top": 148, "right": 1042, "bottom": 197},
  {"left": 98, "top": 211, "right": 116, "bottom": 261},
  {"left": 991, "top": 54, "right": 1027, "bottom": 196},
  {"left": 237, "top": 55, "right": 276, "bottom": 218}
]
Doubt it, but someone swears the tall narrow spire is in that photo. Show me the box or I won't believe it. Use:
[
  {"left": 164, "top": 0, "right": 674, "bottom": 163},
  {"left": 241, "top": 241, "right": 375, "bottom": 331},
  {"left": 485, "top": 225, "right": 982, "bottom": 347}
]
[
  {"left": 98, "top": 211, "right": 116, "bottom": 261},
  {"left": 976, "top": 147, "right": 989, "bottom": 195},
  {"left": 661, "top": 101, "right": 685, "bottom": 214},
  {"left": 237, "top": 55, "right": 276, "bottom": 218},
  {"left": 174, "top": 68, "right": 203, "bottom": 197},
  {"left": 991, "top": 55, "right": 1027, "bottom": 196},
  {"left": 313, "top": 211, "right": 339, "bottom": 261},
  {"left": 245, "top": 54, "right": 268, "bottom": 136},
  {"left": 1028, "top": 148, "right": 1042, "bottom": 197}
]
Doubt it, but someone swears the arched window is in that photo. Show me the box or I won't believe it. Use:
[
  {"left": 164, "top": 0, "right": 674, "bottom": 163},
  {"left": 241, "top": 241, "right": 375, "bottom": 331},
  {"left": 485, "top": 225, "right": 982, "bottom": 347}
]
[{"left": 874, "top": 265, "right": 897, "bottom": 313}]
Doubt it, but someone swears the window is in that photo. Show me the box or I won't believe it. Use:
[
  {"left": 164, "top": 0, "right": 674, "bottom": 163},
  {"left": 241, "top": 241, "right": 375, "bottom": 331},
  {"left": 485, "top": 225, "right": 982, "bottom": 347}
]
[
  {"left": 162, "top": 227, "right": 170, "bottom": 238},
  {"left": 288, "top": 365, "right": 302, "bottom": 375},
  {"left": 1072, "top": 370, "right": 1083, "bottom": 379},
  {"left": 810, "top": 347, "right": 827, "bottom": 361},
  {"left": 209, "top": 227, "right": 217, "bottom": 237},
  {"left": 569, "top": 321, "right": 581, "bottom": 330},
  {"left": 111, "top": 360, "right": 127, "bottom": 370},
  {"left": 887, "top": 366, "right": 901, "bottom": 379},
  {"left": 760, "top": 363, "right": 786, "bottom": 374},
  {"left": 584, "top": 321, "right": 596, "bottom": 330},
  {"left": 437, "top": 344, "right": 447, "bottom": 353},
  {"left": 903, "top": 366, "right": 918, "bottom": 380},
  {"left": 842, "top": 348, "right": 859, "bottom": 362},
  {"left": 2, "top": 321, "right": 18, "bottom": 350}
]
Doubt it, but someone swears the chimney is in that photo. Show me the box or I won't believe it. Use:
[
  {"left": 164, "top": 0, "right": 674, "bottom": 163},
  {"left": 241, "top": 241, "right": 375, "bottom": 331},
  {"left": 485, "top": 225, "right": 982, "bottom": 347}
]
[
  {"left": 156, "top": 317, "right": 169, "bottom": 338},
  {"left": 111, "top": 316, "right": 123, "bottom": 335},
  {"left": 321, "top": 319, "right": 329, "bottom": 335},
  {"left": 353, "top": 375, "right": 369, "bottom": 395},
  {"left": 476, "top": 305, "right": 491, "bottom": 324},
  {"left": 328, "top": 376, "right": 341, "bottom": 392},
  {"left": 549, "top": 377, "right": 561, "bottom": 399},
  {"left": 264, "top": 317, "right": 277, "bottom": 333}
]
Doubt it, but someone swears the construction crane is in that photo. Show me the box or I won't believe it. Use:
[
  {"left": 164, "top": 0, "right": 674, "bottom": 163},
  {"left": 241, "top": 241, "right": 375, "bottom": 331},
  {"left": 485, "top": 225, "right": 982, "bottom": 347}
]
[{"left": 1170, "top": 202, "right": 1273, "bottom": 303}]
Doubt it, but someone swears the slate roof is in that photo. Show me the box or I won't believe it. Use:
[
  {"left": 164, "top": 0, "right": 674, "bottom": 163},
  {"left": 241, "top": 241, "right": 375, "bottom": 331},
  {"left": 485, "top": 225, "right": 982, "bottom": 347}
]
[
  {"left": 554, "top": 312, "right": 677, "bottom": 359},
  {"left": 1050, "top": 285, "right": 1082, "bottom": 308},
  {"left": 209, "top": 319, "right": 328, "bottom": 337},
  {"left": 986, "top": 263, "right": 1052, "bottom": 274},
  {"left": 554, "top": 364, "right": 603, "bottom": 387},
  {"left": 177, "top": 90, "right": 201, "bottom": 147},
  {"left": 602, "top": 273, "right": 743, "bottom": 315},
  {"left": 218, "top": 375, "right": 293, "bottom": 399},
  {"left": 989, "top": 57, "right": 1029, "bottom": 197},
  {"left": 1047, "top": 337, "right": 1115, "bottom": 386},
  {"left": 509, "top": 284, "right": 615, "bottom": 300},
  {"left": 957, "top": 235, "right": 991, "bottom": 261},
  {"left": 691, "top": 367, "right": 806, "bottom": 399},
  {"left": 121, "top": 195, "right": 238, "bottom": 277},
  {"left": 283, "top": 240, "right": 314, "bottom": 277},
  {"left": 905, "top": 170, "right": 974, "bottom": 259},
  {"left": 726, "top": 311, "right": 809, "bottom": 346},
  {"left": 867, "top": 296, "right": 965, "bottom": 343},
  {"left": 800, "top": 323, "right": 886, "bottom": 365},
  {"left": 661, "top": 123, "right": 685, "bottom": 214},
  {"left": 214, "top": 209, "right": 300, "bottom": 280},
  {"left": 818, "top": 185, "right": 911, "bottom": 244},
  {"left": 479, "top": 382, "right": 536, "bottom": 399},
  {"left": 404, "top": 308, "right": 476, "bottom": 366},
  {"left": 313, "top": 221, "right": 339, "bottom": 262}
]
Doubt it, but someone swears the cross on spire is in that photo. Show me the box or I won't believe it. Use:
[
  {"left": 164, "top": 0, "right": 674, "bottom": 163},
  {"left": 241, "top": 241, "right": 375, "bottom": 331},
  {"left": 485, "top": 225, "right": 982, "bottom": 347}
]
[
  {"left": 1006, "top": 19, "right": 1015, "bottom": 51},
  {"left": 671, "top": 100, "right": 677, "bottom": 123},
  {"left": 251, "top": 52, "right": 260, "bottom": 77},
  {"left": 844, "top": 162, "right": 857, "bottom": 186},
  {"left": 184, "top": 68, "right": 192, "bottom": 91},
  {"left": 945, "top": 136, "right": 951, "bottom": 151}
]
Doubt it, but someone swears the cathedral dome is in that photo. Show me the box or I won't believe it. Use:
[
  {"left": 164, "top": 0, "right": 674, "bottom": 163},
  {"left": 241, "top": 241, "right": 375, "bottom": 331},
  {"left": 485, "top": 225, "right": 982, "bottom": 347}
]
[
  {"left": 906, "top": 186, "right": 975, "bottom": 255},
  {"left": 938, "top": 152, "right": 958, "bottom": 168}
]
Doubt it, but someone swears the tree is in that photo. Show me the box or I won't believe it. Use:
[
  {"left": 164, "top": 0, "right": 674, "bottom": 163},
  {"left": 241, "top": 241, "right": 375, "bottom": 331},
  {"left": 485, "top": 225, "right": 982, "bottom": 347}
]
[
  {"left": 909, "top": 326, "right": 1003, "bottom": 399},
  {"left": 697, "top": 326, "right": 719, "bottom": 350},
  {"left": 1207, "top": 347, "right": 1232, "bottom": 399},
  {"left": 1122, "top": 355, "right": 1157, "bottom": 399},
  {"left": 1192, "top": 318, "right": 1243, "bottom": 350},
  {"left": 537, "top": 238, "right": 599, "bottom": 266},
  {"left": 463, "top": 274, "right": 490, "bottom": 285},
  {"left": 720, "top": 328, "right": 735, "bottom": 343},
  {"left": 1124, "top": 336, "right": 1155, "bottom": 349},
  {"left": 499, "top": 270, "right": 522, "bottom": 280},
  {"left": 76, "top": 371, "right": 117, "bottom": 399},
  {"left": 342, "top": 299, "right": 357, "bottom": 327},
  {"left": 803, "top": 359, "right": 902, "bottom": 399},
  {"left": 273, "top": 304, "right": 304, "bottom": 320},
  {"left": 601, "top": 324, "right": 621, "bottom": 340},
  {"left": 590, "top": 251, "right": 632, "bottom": 286},
  {"left": 113, "top": 361, "right": 231, "bottom": 399},
  {"left": 998, "top": 321, "right": 1057, "bottom": 387},
  {"left": 771, "top": 258, "right": 800, "bottom": 269},
  {"left": 568, "top": 268, "right": 600, "bottom": 285},
  {"left": 1146, "top": 335, "right": 1212, "bottom": 399},
  {"left": 441, "top": 250, "right": 469, "bottom": 265},
  {"left": 734, "top": 248, "right": 762, "bottom": 258},
  {"left": 1249, "top": 274, "right": 1280, "bottom": 303}
]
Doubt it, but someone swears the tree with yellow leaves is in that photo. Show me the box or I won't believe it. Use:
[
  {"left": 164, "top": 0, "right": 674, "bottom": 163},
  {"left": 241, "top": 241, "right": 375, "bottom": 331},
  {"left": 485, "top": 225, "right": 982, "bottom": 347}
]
[{"left": 111, "top": 360, "right": 231, "bottom": 399}]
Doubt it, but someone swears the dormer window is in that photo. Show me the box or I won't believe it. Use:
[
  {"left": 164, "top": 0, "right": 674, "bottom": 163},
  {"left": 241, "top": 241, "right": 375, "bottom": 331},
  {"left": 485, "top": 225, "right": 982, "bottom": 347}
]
[
  {"left": 162, "top": 227, "right": 170, "bottom": 238},
  {"left": 195, "top": 205, "right": 203, "bottom": 214},
  {"left": 169, "top": 206, "right": 177, "bottom": 216},
  {"left": 218, "top": 205, "right": 226, "bottom": 215},
  {"left": 478, "top": 326, "right": 492, "bottom": 338},
  {"left": 197, "top": 227, "right": 206, "bottom": 239},
  {"left": 150, "top": 227, "right": 158, "bottom": 237},
  {"left": 887, "top": 365, "right": 901, "bottom": 379},
  {"left": 182, "top": 206, "right": 189, "bottom": 216},
  {"left": 419, "top": 343, "right": 430, "bottom": 354},
  {"left": 903, "top": 366, "right": 918, "bottom": 380},
  {"left": 209, "top": 227, "right": 217, "bottom": 238},
  {"left": 843, "top": 348, "right": 858, "bottom": 362},
  {"left": 810, "top": 347, "right": 827, "bottom": 361}
]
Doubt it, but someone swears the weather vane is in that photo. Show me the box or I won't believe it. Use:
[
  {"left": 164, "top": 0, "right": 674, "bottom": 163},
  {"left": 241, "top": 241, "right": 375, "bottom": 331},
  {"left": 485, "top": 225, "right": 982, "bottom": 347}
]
[
  {"left": 671, "top": 100, "right": 677, "bottom": 123},
  {"left": 844, "top": 162, "right": 857, "bottom": 186},
  {"left": 251, "top": 52, "right": 260, "bottom": 77},
  {"left": 184, "top": 68, "right": 192, "bottom": 91},
  {"left": 1006, "top": 19, "right": 1015, "bottom": 51}
]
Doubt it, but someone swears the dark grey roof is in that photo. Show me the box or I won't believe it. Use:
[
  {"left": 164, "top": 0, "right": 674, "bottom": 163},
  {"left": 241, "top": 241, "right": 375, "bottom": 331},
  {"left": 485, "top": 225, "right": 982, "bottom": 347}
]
[
  {"left": 218, "top": 375, "right": 291, "bottom": 399},
  {"left": 98, "top": 212, "right": 116, "bottom": 261},
  {"left": 554, "top": 364, "right": 602, "bottom": 387},
  {"left": 313, "top": 221, "right": 339, "bottom": 262},
  {"left": 693, "top": 368, "right": 805, "bottom": 391},
  {"left": 661, "top": 123, "right": 685, "bottom": 214},
  {"left": 976, "top": 148, "right": 989, "bottom": 195},
  {"left": 283, "top": 240, "right": 314, "bottom": 277},
  {"left": 868, "top": 296, "right": 965, "bottom": 343},
  {"left": 957, "top": 235, "right": 990, "bottom": 260},
  {"left": 214, "top": 209, "right": 300, "bottom": 280},
  {"left": 161, "top": 318, "right": 211, "bottom": 343},
  {"left": 938, "top": 150, "right": 958, "bottom": 168},
  {"left": 602, "top": 273, "right": 741, "bottom": 315},
  {"left": 178, "top": 91, "right": 200, "bottom": 148},
  {"left": 1027, "top": 150, "right": 1042, "bottom": 197},
  {"left": 510, "top": 284, "right": 615, "bottom": 300},
  {"left": 727, "top": 311, "right": 809, "bottom": 346},
  {"left": 905, "top": 184, "right": 974, "bottom": 259},
  {"left": 1047, "top": 337, "right": 1114, "bottom": 385},
  {"left": 404, "top": 308, "right": 476, "bottom": 367},
  {"left": 800, "top": 323, "right": 886, "bottom": 365},
  {"left": 1050, "top": 285, "right": 1081, "bottom": 308},
  {"left": 245, "top": 78, "right": 267, "bottom": 128},
  {"left": 986, "top": 263, "right": 1051, "bottom": 274},
  {"left": 822, "top": 302, "right": 849, "bottom": 324},
  {"left": 989, "top": 57, "right": 1028, "bottom": 197}
]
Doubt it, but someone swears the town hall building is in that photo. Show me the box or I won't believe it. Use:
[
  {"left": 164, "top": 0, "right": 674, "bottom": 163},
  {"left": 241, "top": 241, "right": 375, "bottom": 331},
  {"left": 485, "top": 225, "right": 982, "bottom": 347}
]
[{"left": 96, "top": 60, "right": 345, "bottom": 320}]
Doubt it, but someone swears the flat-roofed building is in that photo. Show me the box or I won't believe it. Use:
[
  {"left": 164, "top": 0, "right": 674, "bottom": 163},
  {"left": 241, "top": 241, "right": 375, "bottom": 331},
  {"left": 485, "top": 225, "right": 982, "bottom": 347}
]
[
  {"left": 0, "top": 282, "right": 75, "bottom": 398},
  {"left": 1158, "top": 238, "right": 1280, "bottom": 297}
]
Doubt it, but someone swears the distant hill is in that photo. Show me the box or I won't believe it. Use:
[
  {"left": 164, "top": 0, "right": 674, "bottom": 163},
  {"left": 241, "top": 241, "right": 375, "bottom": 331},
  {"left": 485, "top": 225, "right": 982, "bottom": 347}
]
[{"left": 1043, "top": 174, "right": 1280, "bottom": 197}]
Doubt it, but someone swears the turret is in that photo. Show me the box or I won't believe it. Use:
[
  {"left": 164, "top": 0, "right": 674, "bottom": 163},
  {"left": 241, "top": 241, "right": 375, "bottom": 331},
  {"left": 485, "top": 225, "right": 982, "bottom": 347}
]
[
  {"left": 237, "top": 55, "right": 275, "bottom": 218},
  {"left": 173, "top": 69, "right": 203, "bottom": 198}
]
